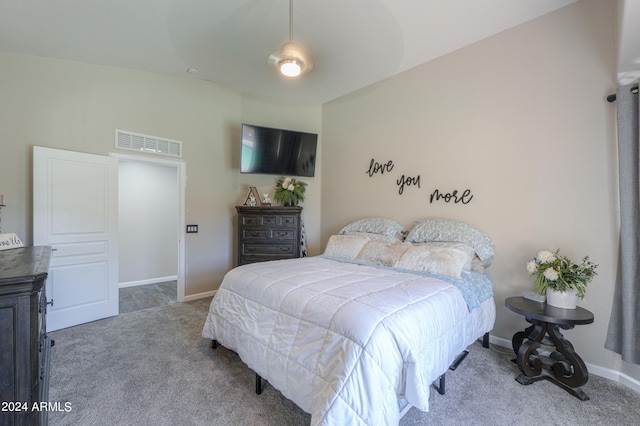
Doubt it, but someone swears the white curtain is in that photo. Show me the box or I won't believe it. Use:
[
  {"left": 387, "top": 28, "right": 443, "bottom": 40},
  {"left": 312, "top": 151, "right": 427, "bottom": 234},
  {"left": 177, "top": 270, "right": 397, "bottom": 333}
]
[{"left": 605, "top": 83, "right": 640, "bottom": 364}]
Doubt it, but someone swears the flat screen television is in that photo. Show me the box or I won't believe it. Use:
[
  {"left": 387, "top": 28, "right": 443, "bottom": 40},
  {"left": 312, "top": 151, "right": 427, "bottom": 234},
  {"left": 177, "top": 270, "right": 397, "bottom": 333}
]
[{"left": 240, "top": 123, "right": 317, "bottom": 177}]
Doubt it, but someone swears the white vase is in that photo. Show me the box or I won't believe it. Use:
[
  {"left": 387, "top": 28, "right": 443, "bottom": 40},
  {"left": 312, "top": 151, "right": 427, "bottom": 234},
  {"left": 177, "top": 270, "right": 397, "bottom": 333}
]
[{"left": 546, "top": 287, "right": 578, "bottom": 309}]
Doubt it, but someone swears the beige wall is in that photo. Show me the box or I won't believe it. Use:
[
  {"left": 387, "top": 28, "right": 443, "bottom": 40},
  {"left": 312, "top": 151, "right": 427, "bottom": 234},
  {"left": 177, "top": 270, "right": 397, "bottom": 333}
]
[
  {"left": 322, "top": 0, "right": 639, "bottom": 382},
  {"left": 0, "top": 51, "right": 321, "bottom": 297}
]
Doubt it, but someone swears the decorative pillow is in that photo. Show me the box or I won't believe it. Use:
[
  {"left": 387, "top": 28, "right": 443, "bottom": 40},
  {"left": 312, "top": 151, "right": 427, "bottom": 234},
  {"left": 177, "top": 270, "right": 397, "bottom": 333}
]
[
  {"left": 339, "top": 217, "right": 407, "bottom": 241},
  {"left": 342, "top": 232, "right": 400, "bottom": 243},
  {"left": 395, "top": 245, "right": 471, "bottom": 279},
  {"left": 412, "top": 242, "right": 476, "bottom": 271},
  {"left": 405, "top": 218, "right": 494, "bottom": 267},
  {"left": 323, "top": 235, "right": 370, "bottom": 260},
  {"left": 356, "top": 241, "right": 409, "bottom": 267}
]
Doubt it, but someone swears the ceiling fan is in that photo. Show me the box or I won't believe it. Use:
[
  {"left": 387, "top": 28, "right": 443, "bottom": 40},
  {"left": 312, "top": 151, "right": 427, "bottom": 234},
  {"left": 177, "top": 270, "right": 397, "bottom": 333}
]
[{"left": 268, "top": 0, "right": 313, "bottom": 78}]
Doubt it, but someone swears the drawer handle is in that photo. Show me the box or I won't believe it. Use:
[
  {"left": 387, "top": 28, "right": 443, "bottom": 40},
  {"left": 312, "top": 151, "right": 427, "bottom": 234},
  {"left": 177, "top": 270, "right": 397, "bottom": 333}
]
[
  {"left": 250, "top": 232, "right": 260, "bottom": 237},
  {"left": 280, "top": 247, "right": 291, "bottom": 252},
  {"left": 46, "top": 299, "right": 54, "bottom": 307}
]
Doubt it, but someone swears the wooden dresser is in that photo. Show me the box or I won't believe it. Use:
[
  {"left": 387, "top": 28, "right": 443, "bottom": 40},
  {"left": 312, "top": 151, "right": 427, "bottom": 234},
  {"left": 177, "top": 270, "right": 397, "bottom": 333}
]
[
  {"left": 0, "top": 246, "right": 52, "bottom": 426},
  {"left": 236, "top": 206, "right": 302, "bottom": 266}
]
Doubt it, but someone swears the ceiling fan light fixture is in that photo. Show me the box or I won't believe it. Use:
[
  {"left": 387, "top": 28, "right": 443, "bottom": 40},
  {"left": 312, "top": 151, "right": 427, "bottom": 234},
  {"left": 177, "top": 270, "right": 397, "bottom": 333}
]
[
  {"left": 270, "top": 41, "right": 313, "bottom": 78},
  {"left": 269, "top": 0, "right": 313, "bottom": 78},
  {"left": 279, "top": 59, "right": 303, "bottom": 77}
]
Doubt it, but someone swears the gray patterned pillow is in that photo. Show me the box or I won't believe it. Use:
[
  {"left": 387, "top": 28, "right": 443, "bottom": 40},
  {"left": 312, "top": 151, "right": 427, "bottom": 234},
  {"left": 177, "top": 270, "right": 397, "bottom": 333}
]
[
  {"left": 342, "top": 232, "right": 400, "bottom": 243},
  {"left": 405, "top": 218, "right": 494, "bottom": 267},
  {"left": 339, "top": 217, "right": 407, "bottom": 241}
]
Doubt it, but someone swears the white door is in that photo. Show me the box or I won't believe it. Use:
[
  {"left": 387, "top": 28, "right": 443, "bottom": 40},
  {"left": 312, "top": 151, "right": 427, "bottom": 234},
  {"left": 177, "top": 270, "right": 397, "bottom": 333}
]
[{"left": 33, "top": 146, "right": 118, "bottom": 331}]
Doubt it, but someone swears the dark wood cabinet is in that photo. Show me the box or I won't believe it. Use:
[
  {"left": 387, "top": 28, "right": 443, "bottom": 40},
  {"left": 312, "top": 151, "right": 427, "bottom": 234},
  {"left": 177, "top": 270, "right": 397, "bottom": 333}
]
[
  {"left": 236, "top": 206, "right": 302, "bottom": 266},
  {"left": 0, "top": 246, "right": 52, "bottom": 426}
]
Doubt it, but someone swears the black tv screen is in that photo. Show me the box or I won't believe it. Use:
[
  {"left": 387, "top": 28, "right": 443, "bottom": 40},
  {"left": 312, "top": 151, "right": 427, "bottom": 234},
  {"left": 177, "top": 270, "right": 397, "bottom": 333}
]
[{"left": 240, "top": 124, "right": 317, "bottom": 177}]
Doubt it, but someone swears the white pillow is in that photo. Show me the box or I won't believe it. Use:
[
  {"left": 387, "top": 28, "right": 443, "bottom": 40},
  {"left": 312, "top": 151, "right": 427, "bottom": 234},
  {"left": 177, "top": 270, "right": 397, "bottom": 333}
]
[
  {"left": 411, "top": 242, "right": 476, "bottom": 271},
  {"left": 356, "top": 241, "right": 409, "bottom": 267},
  {"left": 323, "top": 235, "right": 370, "bottom": 260},
  {"left": 395, "top": 245, "right": 471, "bottom": 279}
]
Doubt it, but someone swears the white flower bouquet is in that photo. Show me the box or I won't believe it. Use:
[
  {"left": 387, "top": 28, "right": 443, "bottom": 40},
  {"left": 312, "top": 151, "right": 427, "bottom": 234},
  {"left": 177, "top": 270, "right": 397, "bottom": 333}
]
[
  {"left": 526, "top": 249, "right": 598, "bottom": 299},
  {"left": 273, "top": 177, "right": 307, "bottom": 206}
]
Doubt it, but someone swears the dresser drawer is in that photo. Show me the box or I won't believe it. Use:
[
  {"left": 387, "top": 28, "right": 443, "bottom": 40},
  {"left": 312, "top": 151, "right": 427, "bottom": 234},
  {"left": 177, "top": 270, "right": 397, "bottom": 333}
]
[
  {"left": 242, "top": 228, "right": 295, "bottom": 240},
  {"left": 242, "top": 229, "right": 268, "bottom": 240},
  {"left": 242, "top": 215, "right": 297, "bottom": 227},
  {"left": 279, "top": 215, "right": 298, "bottom": 227},
  {"left": 242, "top": 215, "right": 261, "bottom": 226},
  {"left": 241, "top": 254, "right": 297, "bottom": 264},
  {"left": 270, "top": 229, "right": 295, "bottom": 240},
  {"left": 241, "top": 242, "right": 296, "bottom": 256}
]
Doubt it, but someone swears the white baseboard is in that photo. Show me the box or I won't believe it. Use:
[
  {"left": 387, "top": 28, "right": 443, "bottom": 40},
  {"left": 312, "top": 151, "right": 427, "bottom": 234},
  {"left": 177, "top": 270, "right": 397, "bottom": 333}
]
[
  {"left": 119, "top": 276, "right": 178, "bottom": 289},
  {"left": 588, "top": 364, "right": 640, "bottom": 394},
  {"left": 488, "top": 334, "right": 640, "bottom": 394},
  {"left": 620, "top": 373, "right": 640, "bottom": 394},
  {"left": 488, "top": 334, "right": 511, "bottom": 349},
  {"left": 183, "top": 289, "right": 217, "bottom": 302}
]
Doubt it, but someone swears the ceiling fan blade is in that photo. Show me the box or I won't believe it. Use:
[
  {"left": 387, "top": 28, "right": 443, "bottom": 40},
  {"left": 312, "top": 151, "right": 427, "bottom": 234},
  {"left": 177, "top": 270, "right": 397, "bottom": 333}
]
[{"left": 268, "top": 52, "right": 282, "bottom": 66}]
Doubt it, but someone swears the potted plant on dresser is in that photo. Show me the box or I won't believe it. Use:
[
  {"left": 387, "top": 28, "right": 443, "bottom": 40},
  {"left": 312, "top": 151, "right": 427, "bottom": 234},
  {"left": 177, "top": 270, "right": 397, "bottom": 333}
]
[
  {"left": 274, "top": 177, "right": 307, "bottom": 206},
  {"left": 526, "top": 249, "right": 598, "bottom": 309}
]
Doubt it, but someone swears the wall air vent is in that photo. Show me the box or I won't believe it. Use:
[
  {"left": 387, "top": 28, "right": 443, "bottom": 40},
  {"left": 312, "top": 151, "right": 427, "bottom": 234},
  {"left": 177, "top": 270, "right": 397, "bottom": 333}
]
[{"left": 115, "top": 130, "right": 182, "bottom": 158}]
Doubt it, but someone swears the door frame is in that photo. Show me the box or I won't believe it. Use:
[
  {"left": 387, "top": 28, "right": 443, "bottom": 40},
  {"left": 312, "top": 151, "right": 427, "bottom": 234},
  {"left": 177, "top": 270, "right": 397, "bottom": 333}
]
[{"left": 111, "top": 152, "right": 186, "bottom": 302}]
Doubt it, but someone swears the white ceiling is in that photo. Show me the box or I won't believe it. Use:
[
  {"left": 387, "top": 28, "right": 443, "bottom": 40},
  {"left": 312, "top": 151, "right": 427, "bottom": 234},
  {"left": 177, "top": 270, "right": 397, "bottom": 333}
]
[{"left": 0, "top": 0, "right": 637, "bottom": 105}]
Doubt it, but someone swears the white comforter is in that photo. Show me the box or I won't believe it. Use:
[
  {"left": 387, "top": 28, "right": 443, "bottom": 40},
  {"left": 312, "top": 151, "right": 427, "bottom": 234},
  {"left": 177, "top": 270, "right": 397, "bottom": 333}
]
[{"left": 202, "top": 256, "right": 495, "bottom": 425}]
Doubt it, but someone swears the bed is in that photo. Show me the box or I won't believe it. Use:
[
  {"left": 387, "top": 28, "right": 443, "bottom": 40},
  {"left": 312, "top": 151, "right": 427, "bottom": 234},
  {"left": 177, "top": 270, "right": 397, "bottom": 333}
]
[{"left": 202, "top": 217, "right": 496, "bottom": 425}]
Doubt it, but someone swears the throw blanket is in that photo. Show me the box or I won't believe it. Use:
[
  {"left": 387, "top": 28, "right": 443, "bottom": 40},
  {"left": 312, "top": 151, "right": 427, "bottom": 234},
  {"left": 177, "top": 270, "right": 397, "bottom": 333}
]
[{"left": 202, "top": 257, "right": 494, "bottom": 425}]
